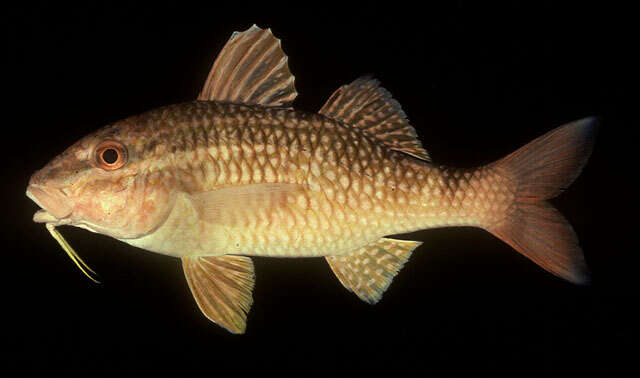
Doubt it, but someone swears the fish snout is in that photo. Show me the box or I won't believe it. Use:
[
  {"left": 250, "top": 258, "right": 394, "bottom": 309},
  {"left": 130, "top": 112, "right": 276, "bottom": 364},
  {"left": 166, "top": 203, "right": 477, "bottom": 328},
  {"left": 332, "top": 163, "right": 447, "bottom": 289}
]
[{"left": 26, "top": 185, "right": 72, "bottom": 221}]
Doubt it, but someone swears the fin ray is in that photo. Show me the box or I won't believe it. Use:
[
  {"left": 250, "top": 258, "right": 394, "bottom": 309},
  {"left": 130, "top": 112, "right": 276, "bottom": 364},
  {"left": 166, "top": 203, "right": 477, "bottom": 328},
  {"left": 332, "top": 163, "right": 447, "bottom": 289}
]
[
  {"left": 199, "top": 25, "right": 297, "bottom": 107},
  {"left": 319, "top": 77, "right": 430, "bottom": 161},
  {"left": 493, "top": 117, "right": 597, "bottom": 200},
  {"left": 487, "top": 202, "right": 590, "bottom": 284},
  {"left": 182, "top": 255, "right": 255, "bottom": 333},
  {"left": 326, "top": 238, "right": 422, "bottom": 304},
  {"left": 486, "top": 117, "right": 597, "bottom": 284}
]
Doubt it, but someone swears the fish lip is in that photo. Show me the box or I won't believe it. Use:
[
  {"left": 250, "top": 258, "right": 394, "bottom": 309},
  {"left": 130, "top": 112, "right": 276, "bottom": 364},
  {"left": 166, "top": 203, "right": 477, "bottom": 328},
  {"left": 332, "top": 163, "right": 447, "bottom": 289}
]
[
  {"left": 33, "top": 209, "right": 57, "bottom": 223},
  {"left": 26, "top": 185, "right": 72, "bottom": 221}
]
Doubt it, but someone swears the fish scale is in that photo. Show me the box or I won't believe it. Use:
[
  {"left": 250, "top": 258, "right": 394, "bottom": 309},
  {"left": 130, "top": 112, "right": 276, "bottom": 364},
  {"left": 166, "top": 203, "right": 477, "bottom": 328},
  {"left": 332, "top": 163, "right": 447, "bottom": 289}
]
[
  {"left": 27, "top": 25, "right": 594, "bottom": 333},
  {"left": 120, "top": 101, "right": 513, "bottom": 258}
]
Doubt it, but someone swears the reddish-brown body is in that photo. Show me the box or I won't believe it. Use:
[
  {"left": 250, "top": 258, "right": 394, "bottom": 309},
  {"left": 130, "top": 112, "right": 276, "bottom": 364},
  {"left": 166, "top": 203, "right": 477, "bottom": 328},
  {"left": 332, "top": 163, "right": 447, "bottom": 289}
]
[
  {"left": 26, "top": 25, "right": 594, "bottom": 333},
  {"left": 103, "top": 101, "right": 514, "bottom": 258}
]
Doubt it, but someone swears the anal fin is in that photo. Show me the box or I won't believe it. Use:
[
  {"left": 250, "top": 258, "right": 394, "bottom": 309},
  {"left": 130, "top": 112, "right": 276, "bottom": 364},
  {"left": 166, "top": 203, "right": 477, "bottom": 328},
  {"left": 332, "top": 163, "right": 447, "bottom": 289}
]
[
  {"left": 182, "top": 255, "right": 255, "bottom": 334},
  {"left": 326, "top": 238, "right": 422, "bottom": 304}
]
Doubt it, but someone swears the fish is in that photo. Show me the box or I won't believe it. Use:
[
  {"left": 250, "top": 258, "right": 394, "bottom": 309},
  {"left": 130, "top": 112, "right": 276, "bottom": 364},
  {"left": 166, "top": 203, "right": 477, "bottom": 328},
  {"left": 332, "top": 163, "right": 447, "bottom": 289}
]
[{"left": 26, "top": 25, "right": 597, "bottom": 334}]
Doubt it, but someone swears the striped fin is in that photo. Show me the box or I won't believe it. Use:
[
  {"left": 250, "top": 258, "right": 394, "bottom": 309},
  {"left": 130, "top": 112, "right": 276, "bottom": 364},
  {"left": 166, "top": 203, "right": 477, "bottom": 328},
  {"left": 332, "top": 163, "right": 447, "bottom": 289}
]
[
  {"left": 326, "top": 238, "right": 422, "bottom": 304},
  {"left": 198, "top": 25, "right": 297, "bottom": 107},
  {"left": 318, "top": 77, "right": 430, "bottom": 161},
  {"left": 182, "top": 255, "right": 255, "bottom": 334}
]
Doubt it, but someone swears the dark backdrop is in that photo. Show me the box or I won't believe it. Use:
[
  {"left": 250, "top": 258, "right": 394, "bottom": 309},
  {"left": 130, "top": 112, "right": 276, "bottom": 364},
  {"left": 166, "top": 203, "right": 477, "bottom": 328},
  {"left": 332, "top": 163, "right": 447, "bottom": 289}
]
[{"left": 3, "top": 2, "right": 635, "bottom": 377}]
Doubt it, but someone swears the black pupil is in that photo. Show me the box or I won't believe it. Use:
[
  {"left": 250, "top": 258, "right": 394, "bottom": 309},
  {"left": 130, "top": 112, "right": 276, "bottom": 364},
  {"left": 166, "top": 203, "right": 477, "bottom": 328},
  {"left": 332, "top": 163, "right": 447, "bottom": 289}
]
[{"left": 102, "top": 148, "right": 119, "bottom": 164}]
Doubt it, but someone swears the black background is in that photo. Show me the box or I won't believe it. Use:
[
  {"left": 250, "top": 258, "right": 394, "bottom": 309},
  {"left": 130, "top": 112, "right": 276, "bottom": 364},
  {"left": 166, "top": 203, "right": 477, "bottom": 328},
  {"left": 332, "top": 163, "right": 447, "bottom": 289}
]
[{"left": 3, "top": 2, "right": 636, "bottom": 377}]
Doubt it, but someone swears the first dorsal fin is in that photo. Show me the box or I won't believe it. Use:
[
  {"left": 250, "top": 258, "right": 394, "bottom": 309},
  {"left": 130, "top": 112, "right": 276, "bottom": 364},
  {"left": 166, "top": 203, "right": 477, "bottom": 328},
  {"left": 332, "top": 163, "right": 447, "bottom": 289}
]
[
  {"left": 326, "top": 238, "right": 422, "bottom": 304},
  {"left": 198, "top": 25, "right": 297, "bottom": 107},
  {"left": 319, "top": 77, "right": 431, "bottom": 161}
]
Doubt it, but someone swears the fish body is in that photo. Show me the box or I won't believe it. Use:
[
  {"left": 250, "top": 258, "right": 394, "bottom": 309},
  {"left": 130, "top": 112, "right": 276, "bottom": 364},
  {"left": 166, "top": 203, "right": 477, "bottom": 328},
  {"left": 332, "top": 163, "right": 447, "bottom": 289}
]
[
  {"left": 26, "top": 25, "right": 596, "bottom": 333},
  {"left": 104, "top": 101, "right": 511, "bottom": 259}
]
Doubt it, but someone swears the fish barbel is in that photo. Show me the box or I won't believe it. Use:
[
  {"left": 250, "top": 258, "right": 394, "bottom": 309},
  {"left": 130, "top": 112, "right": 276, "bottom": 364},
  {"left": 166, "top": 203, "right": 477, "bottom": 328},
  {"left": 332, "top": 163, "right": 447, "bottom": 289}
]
[{"left": 26, "top": 25, "right": 596, "bottom": 333}]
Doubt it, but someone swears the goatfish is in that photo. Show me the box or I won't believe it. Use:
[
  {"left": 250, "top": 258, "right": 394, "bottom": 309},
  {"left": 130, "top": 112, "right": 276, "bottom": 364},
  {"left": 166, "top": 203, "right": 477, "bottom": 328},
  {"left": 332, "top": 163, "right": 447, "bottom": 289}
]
[{"left": 26, "top": 25, "right": 597, "bottom": 334}]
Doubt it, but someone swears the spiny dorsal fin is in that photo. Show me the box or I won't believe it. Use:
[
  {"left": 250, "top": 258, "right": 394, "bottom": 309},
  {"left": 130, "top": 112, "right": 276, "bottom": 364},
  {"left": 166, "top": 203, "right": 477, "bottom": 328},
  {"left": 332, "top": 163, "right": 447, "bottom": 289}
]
[
  {"left": 182, "top": 255, "right": 255, "bottom": 334},
  {"left": 198, "top": 25, "right": 297, "bottom": 107},
  {"left": 319, "top": 77, "right": 430, "bottom": 161},
  {"left": 326, "top": 238, "right": 422, "bottom": 304}
]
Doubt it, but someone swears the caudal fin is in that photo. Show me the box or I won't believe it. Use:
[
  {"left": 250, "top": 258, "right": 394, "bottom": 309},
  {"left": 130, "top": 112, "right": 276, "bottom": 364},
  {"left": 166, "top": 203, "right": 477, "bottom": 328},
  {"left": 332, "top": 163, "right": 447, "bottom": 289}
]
[{"left": 487, "top": 117, "right": 597, "bottom": 284}]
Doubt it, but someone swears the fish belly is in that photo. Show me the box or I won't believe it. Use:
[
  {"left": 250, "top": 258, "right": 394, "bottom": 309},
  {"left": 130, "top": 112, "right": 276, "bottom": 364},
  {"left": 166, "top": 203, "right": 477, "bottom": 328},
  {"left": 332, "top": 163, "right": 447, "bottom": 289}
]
[
  {"left": 123, "top": 188, "right": 387, "bottom": 258},
  {"left": 123, "top": 164, "right": 513, "bottom": 258}
]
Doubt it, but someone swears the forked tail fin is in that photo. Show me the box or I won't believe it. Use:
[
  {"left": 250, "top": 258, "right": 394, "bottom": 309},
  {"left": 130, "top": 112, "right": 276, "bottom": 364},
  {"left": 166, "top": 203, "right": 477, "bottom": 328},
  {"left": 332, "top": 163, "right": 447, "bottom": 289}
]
[{"left": 486, "top": 117, "right": 598, "bottom": 284}]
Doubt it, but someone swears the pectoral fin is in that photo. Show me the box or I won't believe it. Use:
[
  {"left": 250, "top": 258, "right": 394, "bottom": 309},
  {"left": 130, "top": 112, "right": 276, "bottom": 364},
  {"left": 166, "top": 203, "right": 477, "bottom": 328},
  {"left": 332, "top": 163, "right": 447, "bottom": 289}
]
[
  {"left": 182, "top": 255, "right": 255, "bottom": 334},
  {"left": 326, "top": 238, "right": 422, "bottom": 304},
  {"left": 190, "top": 183, "right": 303, "bottom": 226}
]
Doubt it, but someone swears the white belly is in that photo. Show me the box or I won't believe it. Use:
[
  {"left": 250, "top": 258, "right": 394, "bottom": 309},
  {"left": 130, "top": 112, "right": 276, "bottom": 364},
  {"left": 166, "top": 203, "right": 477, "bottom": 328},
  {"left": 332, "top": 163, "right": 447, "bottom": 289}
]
[{"left": 121, "top": 192, "right": 380, "bottom": 258}]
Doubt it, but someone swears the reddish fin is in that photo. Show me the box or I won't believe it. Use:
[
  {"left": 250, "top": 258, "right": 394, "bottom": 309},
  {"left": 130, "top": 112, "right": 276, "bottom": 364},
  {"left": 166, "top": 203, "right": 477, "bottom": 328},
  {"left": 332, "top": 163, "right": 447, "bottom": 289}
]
[
  {"left": 495, "top": 117, "right": 597, "bottom": 201},
  {"left": 487, "top": 117, "right": 597, "bottom": 284},
  {"left": 488, "top": 202, "right": 590, "bottom": 284}
]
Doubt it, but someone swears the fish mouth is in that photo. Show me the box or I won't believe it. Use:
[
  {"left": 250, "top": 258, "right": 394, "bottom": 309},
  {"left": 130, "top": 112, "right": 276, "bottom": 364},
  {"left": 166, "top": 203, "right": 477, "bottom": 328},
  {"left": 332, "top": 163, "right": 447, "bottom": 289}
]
[
  {"left": 26, "top": 185, "right": 72, "bottom": 223},
  {"left": 27, "top": 184, "right": 98, "bottom": 283}
]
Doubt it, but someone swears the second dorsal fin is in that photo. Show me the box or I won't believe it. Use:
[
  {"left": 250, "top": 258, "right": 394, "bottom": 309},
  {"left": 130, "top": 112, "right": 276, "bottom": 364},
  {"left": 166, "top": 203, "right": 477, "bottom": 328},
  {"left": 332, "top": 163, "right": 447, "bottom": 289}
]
[
  {"left": 198, "top": 25, "right": 297, "bottom": 107},
  {"left": 319, "top": 77, "right": 430, "bottom": 161}
]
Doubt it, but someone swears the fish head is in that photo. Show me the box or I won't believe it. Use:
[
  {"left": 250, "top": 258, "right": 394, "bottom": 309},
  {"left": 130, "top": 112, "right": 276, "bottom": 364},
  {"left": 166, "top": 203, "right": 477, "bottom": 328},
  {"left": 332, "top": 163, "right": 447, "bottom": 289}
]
[{"left": 27, "top": 120, "right": 173, "bottom": 239}]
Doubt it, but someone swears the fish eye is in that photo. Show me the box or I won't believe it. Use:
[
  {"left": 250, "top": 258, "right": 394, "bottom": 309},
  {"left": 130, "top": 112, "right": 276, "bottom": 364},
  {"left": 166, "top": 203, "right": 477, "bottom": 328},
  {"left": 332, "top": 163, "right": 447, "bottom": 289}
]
[
  {"left": 102, "top": 148, "right": 118, "bottom": 164},
  {"left": 95, "top": 141, "right": 127, "bottom": 170}
]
